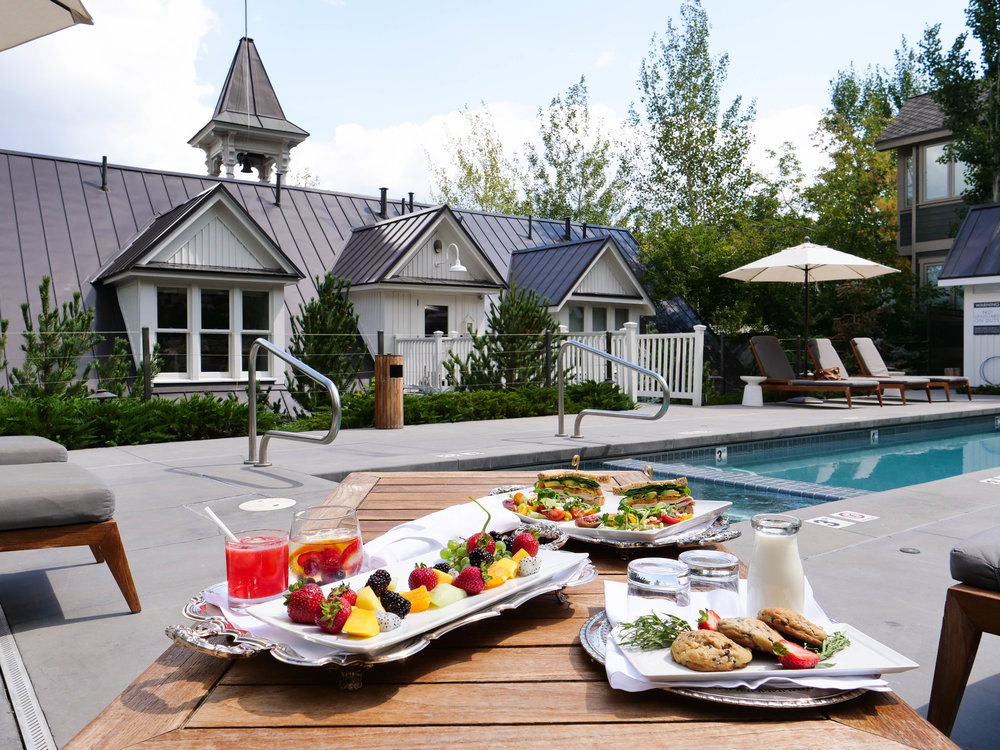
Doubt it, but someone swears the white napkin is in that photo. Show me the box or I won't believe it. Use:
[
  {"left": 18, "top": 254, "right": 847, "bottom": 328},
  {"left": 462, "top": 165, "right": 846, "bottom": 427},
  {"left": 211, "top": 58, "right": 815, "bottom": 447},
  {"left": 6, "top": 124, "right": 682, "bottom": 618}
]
[{"left": 603, "top": 579, "right": 890, "bottom": 692}]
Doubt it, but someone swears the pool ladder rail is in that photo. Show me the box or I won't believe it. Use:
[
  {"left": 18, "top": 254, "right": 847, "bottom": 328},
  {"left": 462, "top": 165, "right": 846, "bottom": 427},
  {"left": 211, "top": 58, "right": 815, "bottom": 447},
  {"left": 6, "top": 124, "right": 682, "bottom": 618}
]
[{"left": 555, "top": 339, "right": 671, "bottom": 439}]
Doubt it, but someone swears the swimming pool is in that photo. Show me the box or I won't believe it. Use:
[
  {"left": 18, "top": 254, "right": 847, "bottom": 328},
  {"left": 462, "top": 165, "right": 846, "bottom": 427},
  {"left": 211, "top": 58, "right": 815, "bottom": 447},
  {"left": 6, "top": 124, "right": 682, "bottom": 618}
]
[{"left": 546, "top": 415, "right": 1000, "bottom": 522}]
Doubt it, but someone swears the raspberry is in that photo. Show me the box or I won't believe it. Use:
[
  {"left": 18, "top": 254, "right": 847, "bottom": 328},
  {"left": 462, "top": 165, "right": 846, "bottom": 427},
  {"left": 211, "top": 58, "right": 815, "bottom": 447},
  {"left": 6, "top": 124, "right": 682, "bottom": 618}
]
[
  {"left": 380, "top": 590, "right": 412, "bottom": 618},
  {"left": 366, "top": 569, "right": 392, "bottom": 597}
]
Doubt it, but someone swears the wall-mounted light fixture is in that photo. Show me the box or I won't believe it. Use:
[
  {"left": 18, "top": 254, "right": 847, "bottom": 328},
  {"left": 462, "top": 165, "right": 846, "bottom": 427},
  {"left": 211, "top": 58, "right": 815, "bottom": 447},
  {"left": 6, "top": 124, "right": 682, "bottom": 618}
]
[{"left": 445, "top": 243, "right": 467, "bottom": 273}]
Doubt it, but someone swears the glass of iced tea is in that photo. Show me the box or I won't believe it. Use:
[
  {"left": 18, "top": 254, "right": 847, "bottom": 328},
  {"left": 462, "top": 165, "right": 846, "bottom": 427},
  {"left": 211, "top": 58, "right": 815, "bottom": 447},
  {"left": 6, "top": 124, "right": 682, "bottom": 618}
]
[
  {"left": 289, "top": 505, "right": 364, "bottom": 585},
  {"left": 225, "top": 529, "right": 289, "bottom": 610}
]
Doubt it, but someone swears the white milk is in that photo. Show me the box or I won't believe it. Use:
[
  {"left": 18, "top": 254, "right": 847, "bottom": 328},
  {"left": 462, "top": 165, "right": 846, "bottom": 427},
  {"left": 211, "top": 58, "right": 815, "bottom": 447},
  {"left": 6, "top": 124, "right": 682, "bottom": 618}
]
[{"left": 746, "top": 516, "right": 805, "bottom": 616}]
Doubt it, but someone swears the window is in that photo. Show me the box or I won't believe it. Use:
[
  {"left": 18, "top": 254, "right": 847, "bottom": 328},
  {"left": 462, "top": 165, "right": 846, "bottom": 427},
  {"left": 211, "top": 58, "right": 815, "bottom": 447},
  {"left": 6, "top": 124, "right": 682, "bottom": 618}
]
[
  {"left": 902, "top": 152, "right": 914, "bottom": 208},
  {"left": 615, "top": 308, "right": 629, "bottom": 330},
  {"left": 568, "top": 305, "right": 584, "bottom": 332},
  {"left": 155, "top": 285, "right": 271, "bottom": 379},
  {"left": 922, "top": 143, "right": 968, "bottom": 202},
  {"left": 592, "top": 307, "right": 607, "bottom": 331},
  {"left": 424, "top": 305, "right": 448, "bottom": 336}
]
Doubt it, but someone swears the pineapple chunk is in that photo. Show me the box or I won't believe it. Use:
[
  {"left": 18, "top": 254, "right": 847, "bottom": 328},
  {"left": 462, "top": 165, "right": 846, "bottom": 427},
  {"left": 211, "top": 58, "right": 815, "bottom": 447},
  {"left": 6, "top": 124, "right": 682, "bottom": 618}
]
[
  {"left": 341, "top": 608, "right": 379, "bottom": 638},
  {"left": 488, "top": 557, "right": 519, "bottom": 580},
  {"left": 433, "top": 568, "right": 454, "bottom": 585},
  {"left": 354, "top": 585, "right": 385, "bottom": 612},
  {"left": 511, "top": 548, "right": 531, "bottom": 563},
  {"left": 400, "top": 585, "right": 431, "bottom": 613}
]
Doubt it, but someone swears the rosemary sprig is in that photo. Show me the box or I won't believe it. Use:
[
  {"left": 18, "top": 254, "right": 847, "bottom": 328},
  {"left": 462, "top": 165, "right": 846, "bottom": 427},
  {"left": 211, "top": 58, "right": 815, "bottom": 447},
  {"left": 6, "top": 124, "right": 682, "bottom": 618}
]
[
  {"left": 616, "top": 613, "right": 691, "bottom": 650},
  {"left": 805, "top": 631, "right": 852, "bottom": 667}
]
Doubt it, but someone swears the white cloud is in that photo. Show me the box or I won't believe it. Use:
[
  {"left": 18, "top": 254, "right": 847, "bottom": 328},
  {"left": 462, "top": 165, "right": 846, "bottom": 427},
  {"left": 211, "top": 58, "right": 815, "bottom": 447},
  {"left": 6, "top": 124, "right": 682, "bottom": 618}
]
[
  {"left": 595, "top": 50, "right": 615, "bottom": 68},
  {"left": 751, "top": 104, "right": 828, "bottom": 181}
]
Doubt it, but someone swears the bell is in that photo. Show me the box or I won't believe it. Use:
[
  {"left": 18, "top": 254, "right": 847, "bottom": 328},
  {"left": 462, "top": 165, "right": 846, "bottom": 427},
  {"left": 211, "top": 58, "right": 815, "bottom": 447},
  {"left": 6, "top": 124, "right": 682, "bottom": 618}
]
[{"left": 240, "top": 158, "right": 254, "bottom": 174}]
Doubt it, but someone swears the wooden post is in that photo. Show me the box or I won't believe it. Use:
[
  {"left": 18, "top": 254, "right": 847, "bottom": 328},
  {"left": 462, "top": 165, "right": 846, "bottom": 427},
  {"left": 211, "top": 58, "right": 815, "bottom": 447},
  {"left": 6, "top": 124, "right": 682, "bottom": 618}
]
[
  {"left": 374, "top": 354, "right": 404, "bottom": 429},
  {"left": 141, "top": 327, "right": 152, "bottom": 401}
]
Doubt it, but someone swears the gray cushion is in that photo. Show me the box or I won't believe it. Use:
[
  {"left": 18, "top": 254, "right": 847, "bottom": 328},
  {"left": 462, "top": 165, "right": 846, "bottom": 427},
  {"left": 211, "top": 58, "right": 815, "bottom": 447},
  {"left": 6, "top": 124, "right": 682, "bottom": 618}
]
[
  {"left": 950, "top": 526, "right": 1000, "bottom": 592},
  {"left": 751, "top": 336, "right": 796, "bottom": 380},
  {"left": 0, "top": 462, "right": 114, "bottom": 531},
  {"left": 809, "top": 338, "right": 851, "bottom": 379},
  {"left": 0, "top": 435, "right": 67, "bottom": 465},
  {"left": 851, "top": 337, "right": 891, "bottom": 377}
]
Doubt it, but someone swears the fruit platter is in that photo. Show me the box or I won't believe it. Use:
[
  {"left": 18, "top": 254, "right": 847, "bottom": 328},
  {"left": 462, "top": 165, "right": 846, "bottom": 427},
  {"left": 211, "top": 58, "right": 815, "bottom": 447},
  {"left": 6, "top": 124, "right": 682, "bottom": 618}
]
[
  {"left": 166, "top": 519, "right": 595, "bottom": 688},
  {"left": 493, "top": 473, "right": 737, "bottom": 548}
]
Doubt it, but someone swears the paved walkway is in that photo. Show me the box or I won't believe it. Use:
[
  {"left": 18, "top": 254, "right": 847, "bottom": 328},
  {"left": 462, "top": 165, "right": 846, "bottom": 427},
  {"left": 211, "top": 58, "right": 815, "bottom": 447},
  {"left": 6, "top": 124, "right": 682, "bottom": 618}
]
[{"left": 2, "top": 395, "right": 1000, "bottom": 748}]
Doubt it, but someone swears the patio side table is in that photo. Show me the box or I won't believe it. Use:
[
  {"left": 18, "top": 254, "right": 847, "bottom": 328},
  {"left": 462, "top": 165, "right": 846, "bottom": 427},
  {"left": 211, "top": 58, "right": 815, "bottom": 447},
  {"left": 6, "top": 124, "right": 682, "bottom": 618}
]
[{"left": 740, "top": 375, "right": 766, "bottom": 406}]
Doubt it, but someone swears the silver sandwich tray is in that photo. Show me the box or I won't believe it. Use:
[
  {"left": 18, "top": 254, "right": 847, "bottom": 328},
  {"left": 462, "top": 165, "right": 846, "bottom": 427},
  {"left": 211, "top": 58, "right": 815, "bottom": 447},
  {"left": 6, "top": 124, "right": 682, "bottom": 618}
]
[
  {"left": 578, "top": 611, "right": 867, "bottom": 709},
  {"left": 166, "top": 523, "right": 594, "bottom": 689}
]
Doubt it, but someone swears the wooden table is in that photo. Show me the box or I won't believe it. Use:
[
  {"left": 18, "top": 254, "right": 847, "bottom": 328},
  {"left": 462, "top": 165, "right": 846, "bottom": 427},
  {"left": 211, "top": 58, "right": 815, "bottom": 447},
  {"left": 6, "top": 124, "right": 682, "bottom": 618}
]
[{"left": 67, "top": 471, "right": 956, "bottom": 749}]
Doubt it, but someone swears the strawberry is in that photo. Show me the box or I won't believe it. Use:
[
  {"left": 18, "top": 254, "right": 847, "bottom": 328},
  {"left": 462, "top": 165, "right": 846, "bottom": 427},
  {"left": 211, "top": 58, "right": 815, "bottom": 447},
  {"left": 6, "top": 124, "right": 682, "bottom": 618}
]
[
  {"left": 284, "top": 581, "right": 324, "bottom": 624},
  {"left": 330, "top": 583, "right": 357, "bottom": 606},
  {"left": 452, "top": 565, "right": 488, "bottom": 595},
  {"left": 511, "top": 531, "right": 539, "bottom": 557},
  {"left": 339, "top": 538, "right": 364, "bottom": 575},
  {"left": 697, "top": 608, "right": 721, "bottom": 631},
  {"left": 315, "top": 594, "right": 352, "bottom": 634},
  {"left": 408, "top": 563, "right": 439, "bottom": 591},
  {"left": 773, "top": 639, "right": 821, "bottom": 669},
  {"left": 466, "top": 532, "right": 496, "bottom": 555},
  {"left": 295, "top": 550, "right": 324, "bottom": 579},
  {"left": 318, "top": 547, "right": 342, "bottom": 580}
]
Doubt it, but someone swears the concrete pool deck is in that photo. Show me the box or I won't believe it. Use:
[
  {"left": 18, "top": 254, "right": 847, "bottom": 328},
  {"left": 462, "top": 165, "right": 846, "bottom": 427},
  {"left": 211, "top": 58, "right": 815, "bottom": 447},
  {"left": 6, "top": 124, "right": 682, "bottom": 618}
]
[{"left": 3, "top": 394, "right": 1000, "bottom": 749}]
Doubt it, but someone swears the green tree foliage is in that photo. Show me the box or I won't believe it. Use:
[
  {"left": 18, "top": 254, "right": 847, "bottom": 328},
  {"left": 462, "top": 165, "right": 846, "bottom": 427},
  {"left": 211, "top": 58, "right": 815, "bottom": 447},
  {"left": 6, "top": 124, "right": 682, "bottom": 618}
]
[
  {"left": 10, "top": 276, "right": 104, "bottom": 398},
  {"left": 286, "top": 273, "right": 365, "bottom": 414},
  {"left": 922, "top": 0, "right": 1000, "bottom": 203},
  {"left": 96, "top": 335, "right": 164, "bottom": 398},
  {"left": 446, "top": 281, "right": 562, "bottom": 391},
  {"left": 630, "top": 0, "right": 757, "bottom": 229},
  {"left": 428, "top": 104, "right": 523, "bottom": 214},
  {"left": 522, "top": 77, "right": 631, "bottom": 225}
]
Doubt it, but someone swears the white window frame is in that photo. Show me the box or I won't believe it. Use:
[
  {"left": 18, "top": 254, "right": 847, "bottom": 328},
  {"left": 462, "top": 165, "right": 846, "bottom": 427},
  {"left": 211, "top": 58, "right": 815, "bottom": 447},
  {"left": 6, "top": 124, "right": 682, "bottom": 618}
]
[{"left": 921, "top": 143, "right": 968, "bottom": 203}]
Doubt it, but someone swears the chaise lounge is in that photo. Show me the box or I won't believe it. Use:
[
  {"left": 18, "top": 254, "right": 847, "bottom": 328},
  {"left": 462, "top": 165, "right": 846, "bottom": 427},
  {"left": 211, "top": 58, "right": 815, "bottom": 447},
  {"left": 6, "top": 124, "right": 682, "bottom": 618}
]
[
  {"left": 0, "top": 435, "right": 140, "bottom": 613},
  {"left": 808, "top": 338, "right": 932, "bottom": 404},
  {"left": 851, "top": 337, "right": 972, "bottom": 402},
  {"left": 749, "top": 335, "right": 883, "bottom": 408}
]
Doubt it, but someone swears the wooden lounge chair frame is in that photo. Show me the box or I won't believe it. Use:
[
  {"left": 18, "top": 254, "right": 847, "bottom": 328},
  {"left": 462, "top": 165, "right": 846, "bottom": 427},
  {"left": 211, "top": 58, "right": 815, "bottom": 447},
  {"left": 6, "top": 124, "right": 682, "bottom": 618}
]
[
  {"left": 0, "top": 519, "right": 141, "bottom": 613},
  {"left": 927, "top": 583, "right": 1000, "bottom": 735},
  {"left": 808, "top": 338, "right": 927, "bottom": 405},
  {"left": 749, "top": 337, "right": 881, "bottom": 408},
  {"left": 850, "top": 338, "right": 972, "bottom": 402}
]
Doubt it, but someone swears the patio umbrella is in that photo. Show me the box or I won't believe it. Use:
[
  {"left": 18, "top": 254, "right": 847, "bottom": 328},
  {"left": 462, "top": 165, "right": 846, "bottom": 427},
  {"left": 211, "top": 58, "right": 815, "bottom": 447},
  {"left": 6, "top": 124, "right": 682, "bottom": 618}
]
[
  {"left": 720, "top": 238, "right": 899, "bottom": 342},
  {"left": 0, "top": 0, "right": 93, "bottom": 51}
]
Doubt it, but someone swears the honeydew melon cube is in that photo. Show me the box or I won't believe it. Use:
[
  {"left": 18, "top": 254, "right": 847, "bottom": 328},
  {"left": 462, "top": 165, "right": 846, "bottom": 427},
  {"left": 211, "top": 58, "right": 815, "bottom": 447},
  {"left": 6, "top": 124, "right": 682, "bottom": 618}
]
[
  {"left": 428, "top": 583, "right": 468, "bottom": 608},
  {"left": 341, "top": 607, "right": 379, "bottom": 638},
  {"left": 355, "top": 585, "right": 385, "bottom": 612}
]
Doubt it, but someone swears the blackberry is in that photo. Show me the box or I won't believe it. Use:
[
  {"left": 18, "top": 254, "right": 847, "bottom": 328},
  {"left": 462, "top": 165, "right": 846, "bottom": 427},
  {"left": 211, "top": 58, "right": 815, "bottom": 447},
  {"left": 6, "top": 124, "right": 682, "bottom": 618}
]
[
  {"left": 432, "top": 561, "right": 451, "bottom": 573},
  {"left": 366, "top": 569, "right": 392, "bottom": 597},
  {"left": 494, "top": 534, "right": 514, "bottom": 552},
  {"left": 380, "top": 590, "right": 412, "bottom": 618},
  {"left": 468, "top": 547, "right": 493, "bottom": 567}
]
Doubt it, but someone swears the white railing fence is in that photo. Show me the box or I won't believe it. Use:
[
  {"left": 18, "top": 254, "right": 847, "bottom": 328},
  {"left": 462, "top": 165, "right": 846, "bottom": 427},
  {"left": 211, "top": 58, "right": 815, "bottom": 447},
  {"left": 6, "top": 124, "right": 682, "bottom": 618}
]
[{"left": 394, "top": 324, "right": 706, "bottom": 405}]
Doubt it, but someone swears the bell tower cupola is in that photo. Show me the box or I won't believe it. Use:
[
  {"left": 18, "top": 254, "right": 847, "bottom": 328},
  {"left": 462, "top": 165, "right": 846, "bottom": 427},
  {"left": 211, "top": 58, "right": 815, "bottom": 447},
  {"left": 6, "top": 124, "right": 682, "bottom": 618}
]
[{"left": 189, "top": 37, "right": 308, "bottom": 182}]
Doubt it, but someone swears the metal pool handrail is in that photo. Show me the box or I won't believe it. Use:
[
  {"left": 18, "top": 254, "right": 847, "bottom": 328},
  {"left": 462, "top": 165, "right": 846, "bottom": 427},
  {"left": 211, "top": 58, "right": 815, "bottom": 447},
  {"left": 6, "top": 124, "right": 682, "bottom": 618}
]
[
  {"left": 245, "top": 338, "right": 341, "bottom": 467},
  {"left": 556, "top": 339, "right": 671, "bottom": 438}
]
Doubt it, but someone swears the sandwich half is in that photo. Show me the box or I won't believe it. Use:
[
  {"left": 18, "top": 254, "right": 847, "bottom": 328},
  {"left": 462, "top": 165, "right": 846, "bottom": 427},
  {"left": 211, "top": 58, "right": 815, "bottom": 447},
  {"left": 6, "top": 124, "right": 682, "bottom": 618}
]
[
  {"left": 535, "top": 469, "right": 611, "bottom": 499},
  {"left": 618, "top": 478, "right": 693, "bottom": 511}
]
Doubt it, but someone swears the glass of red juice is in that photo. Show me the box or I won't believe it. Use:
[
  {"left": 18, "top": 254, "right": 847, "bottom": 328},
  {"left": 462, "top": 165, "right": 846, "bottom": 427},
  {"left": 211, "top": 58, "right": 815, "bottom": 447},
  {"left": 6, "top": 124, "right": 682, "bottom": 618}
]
[{"left": 225, "top": 529, "right": 289, "bottom": 609}]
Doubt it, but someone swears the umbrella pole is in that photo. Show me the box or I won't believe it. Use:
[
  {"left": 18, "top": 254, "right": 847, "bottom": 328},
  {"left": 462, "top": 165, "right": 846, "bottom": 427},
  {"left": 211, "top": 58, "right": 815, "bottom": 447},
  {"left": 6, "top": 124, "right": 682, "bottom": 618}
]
[{"left": 803, "top": 267, "right": 810, "bottom": 343}]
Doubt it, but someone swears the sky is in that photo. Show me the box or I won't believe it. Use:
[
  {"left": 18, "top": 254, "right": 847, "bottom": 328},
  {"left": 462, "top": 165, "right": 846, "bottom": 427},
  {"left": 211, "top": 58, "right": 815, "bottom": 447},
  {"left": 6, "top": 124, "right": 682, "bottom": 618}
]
[{"left": 0, "top": 0, "right": 977, "bottom": 204}]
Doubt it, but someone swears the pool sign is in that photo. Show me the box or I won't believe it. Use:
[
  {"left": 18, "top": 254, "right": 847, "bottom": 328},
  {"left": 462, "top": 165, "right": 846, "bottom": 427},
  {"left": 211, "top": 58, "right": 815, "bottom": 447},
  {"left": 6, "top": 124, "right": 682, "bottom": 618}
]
[
  {"left": 973, "top": 301, "right": 1000, "bottom": 335},
  {"left": 806, "top": 516, "right": 855, "bottom": 528},
  {"left": 829, "top": 510, "right": 879, "bottom": 522}
]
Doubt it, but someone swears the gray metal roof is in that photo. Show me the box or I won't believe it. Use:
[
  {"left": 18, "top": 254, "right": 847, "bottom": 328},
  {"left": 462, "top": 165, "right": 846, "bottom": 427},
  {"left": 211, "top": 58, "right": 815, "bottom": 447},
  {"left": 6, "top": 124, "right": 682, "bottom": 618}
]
[
  {"left": 876, "top": 93, "right": 949, "bottom": 149},
  {"left": 939, "top": 203, "right": 1000, "bottom": 281},
  {"left": 511, "top": 237, "right": 614, "bottom": 304},
  {"left": 0, "top": 149, "right": 643, "bottom": 346}
]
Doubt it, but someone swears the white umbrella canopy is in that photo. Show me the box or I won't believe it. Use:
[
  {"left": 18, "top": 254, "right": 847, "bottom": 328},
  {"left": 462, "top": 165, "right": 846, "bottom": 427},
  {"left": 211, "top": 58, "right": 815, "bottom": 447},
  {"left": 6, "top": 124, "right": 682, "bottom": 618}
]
[
  {"left": 721, "top": 238, "right": 899, "bottom": 341},
  {"left": 0, "top": 0, "right": 93, "bottom": 52}
]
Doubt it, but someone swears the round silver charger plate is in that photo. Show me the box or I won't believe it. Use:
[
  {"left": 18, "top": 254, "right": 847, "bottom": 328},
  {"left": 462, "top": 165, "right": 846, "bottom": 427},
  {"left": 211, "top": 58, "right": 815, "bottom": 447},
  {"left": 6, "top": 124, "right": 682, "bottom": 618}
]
[
  {"left": 165, "top": 523, "right": 588, "bottom": 689},
  {"left": 579, "top": 611, "right": 866, "bottom": 708},
  {"left": 489, "top": 486, "right": 741, "bottom": 552}
]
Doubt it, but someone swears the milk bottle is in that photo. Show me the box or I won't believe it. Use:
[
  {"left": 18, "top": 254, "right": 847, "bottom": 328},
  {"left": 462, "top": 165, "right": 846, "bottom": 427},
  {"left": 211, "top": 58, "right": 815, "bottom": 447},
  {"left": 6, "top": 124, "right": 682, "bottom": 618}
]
[{"left": 746, "top": 514, "right": 804, "bottom": 616}]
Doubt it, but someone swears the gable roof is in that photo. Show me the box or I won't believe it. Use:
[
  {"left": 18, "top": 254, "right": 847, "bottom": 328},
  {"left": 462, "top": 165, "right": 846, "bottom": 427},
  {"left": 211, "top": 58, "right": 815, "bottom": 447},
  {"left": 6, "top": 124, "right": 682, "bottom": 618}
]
[
  {"left": 938, "top": 203, "right": 1000, "bottom": 284},
  {"left": 92, "top": 183, "right": 302, "bottom": 282},
  {"left": 875, "top": 93, "right": 950, "bottom": 150}
]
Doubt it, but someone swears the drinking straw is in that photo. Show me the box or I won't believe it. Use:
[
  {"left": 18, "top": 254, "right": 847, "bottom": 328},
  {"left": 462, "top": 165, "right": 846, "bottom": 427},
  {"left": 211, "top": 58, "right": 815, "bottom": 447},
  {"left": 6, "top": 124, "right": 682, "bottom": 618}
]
[{"left": 204, "top": 507, "right": 240, "bottom": 543}]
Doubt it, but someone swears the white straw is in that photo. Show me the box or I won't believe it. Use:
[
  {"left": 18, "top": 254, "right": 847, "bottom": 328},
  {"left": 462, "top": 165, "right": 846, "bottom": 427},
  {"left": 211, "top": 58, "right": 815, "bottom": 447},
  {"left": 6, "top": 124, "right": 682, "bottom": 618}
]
[{"left": 204, "top": 507, "right": 240, "bottom": 543}]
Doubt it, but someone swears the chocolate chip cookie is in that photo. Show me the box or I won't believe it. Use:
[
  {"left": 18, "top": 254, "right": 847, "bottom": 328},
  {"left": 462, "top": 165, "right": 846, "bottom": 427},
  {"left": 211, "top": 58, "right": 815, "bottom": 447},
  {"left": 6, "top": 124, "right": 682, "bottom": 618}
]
[
  {"left": 670, "top": 630, "right": 753, "bottom": 672},
  {"left": 757, "top": 607, "right": 827, "bottom": 647},
  {"left": 717, "top": 617, "right": 783, "bottom": 653}
]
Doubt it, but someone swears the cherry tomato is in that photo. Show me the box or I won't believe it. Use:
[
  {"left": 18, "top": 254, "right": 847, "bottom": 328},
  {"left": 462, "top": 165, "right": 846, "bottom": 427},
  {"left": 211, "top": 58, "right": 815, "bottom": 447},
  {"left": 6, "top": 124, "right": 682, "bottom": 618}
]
[{"left": 544, "top": 508, "right": 566, "bottom": 521}]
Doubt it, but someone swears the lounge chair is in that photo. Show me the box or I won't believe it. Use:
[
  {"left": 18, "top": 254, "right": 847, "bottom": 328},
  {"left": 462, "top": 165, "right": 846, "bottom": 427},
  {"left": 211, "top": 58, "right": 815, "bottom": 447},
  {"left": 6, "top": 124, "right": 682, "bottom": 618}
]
[
  {"left": 851, "top": 337, "right": 972, "bottom": 402},
  {"left": 749, "top": 336, "right": 882, "bottom": 408},
  {"left": 808, "top": 338, "right": 932, "bottom": 404},
  {"left": 927, "top": 526, "right": 1000, "bottom": 735}
]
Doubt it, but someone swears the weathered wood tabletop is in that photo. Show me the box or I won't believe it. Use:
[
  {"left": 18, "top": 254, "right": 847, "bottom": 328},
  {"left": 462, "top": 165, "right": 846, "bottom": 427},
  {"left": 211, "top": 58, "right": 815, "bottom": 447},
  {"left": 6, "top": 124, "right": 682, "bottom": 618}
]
[{"left": 67, "top": 470, "right": 956, "bottom": 749}]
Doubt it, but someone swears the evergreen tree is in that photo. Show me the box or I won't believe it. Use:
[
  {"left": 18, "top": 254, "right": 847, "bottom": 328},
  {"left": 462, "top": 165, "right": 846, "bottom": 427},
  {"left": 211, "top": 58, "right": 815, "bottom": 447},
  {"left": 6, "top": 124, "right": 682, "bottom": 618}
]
[
  {"left": 10, "top": 276, "right": 103, "bottom": 398},
  {"left": 446, "top": 281, "right": 562, "bottom": 391},
  {"left": 286, "top": 273, "right": 365, "bottom": 414}
]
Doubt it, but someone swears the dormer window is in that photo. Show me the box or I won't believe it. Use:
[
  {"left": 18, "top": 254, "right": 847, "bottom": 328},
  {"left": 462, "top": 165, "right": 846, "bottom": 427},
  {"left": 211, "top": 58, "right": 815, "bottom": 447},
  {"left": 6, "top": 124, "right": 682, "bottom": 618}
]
[{"left": 922, "top": 143, "right": 968, "bottom": 202}]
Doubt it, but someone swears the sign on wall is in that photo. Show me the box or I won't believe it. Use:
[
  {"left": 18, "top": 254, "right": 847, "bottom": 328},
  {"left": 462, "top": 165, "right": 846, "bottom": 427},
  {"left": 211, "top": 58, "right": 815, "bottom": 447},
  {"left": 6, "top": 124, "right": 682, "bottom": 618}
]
[{"left": 973, "top": 301, "right": 1000, "bottom": 334}]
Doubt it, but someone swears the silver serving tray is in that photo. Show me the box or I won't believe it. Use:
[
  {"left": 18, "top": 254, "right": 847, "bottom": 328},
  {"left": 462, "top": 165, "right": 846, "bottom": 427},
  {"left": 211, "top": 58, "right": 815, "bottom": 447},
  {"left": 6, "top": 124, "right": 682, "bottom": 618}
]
[
  {"left": 489, "top": 485, "right": 741, "bottom": 554},
  {"left": 578, "top": 611, "right": 866, "bottom": 708},
  {"left": 166, "top": 523, "right": 592, "bottom": 689}
]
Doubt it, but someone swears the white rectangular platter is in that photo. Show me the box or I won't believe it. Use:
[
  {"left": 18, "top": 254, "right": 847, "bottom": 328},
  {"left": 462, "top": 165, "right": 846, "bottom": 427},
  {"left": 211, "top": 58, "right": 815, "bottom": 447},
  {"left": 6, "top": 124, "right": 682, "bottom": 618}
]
[
  {"left": 509, "top": 492, "right": 731, "bottom": 543},
  {"left": 611, "top": 622, "right": 918, "bottom": 682},
  {"left": 248, "top": 548, "right": 589, "bottom": 654}
]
